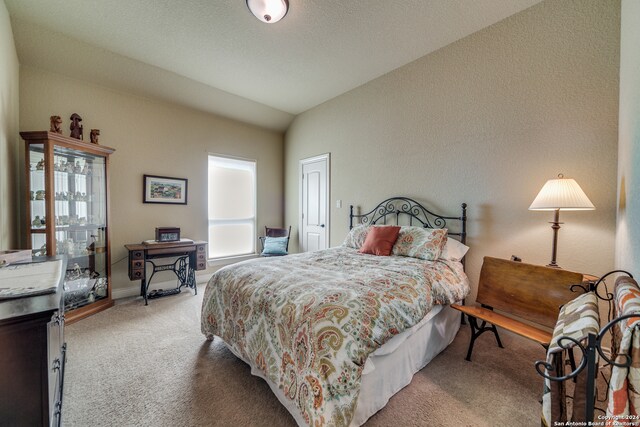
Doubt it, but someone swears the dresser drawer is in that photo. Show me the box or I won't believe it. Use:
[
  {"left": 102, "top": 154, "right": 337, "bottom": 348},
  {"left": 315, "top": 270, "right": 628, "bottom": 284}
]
[
  {"left": 131, "top": 260, "right": 144, "bottom": 269},
  {"left": 131, "top": 250, "right": 144, "bottom": 260},
  {"left": 131, "top": 269, "right": 144, "bottom": 280}
]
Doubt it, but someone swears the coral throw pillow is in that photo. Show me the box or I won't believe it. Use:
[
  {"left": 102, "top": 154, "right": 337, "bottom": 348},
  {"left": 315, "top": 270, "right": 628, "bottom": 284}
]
[{"left": 359, "top": 226, "right": 401, "bottom": 256}]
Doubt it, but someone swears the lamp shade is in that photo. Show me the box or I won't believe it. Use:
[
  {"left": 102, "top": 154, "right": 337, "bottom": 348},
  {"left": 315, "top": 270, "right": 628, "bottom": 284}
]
[
  {"left": 246, "top": 0, "right": 289, "bottom": 23},
  {"left": 529, "top": 174, "right": 595, "bottom": 211}
]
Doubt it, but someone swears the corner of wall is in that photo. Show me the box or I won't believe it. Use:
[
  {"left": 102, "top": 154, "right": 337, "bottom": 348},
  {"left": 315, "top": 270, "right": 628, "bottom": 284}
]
[
  {"left": 0, "top": 0, "right": 20, "bottom": 249},
  {"left": 615, "top": 0, "right": 640, "bottom": 276}
]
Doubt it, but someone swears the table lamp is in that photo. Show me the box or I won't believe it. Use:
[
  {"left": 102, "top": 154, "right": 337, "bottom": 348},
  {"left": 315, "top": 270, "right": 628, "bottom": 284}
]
[{"left": 529, "top": 173, "right": 595, "bottom": 268}]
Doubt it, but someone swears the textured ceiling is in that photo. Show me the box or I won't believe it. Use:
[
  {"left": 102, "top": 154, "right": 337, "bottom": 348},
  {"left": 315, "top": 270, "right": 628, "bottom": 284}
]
[{"left": 6, "top": 0, "right": 543, "bottom": 130}]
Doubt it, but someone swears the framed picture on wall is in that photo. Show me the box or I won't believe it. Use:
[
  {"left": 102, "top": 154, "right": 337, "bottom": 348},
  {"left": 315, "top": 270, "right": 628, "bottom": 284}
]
[{"left": 143, "top": 174, "right": 188, "bottom": 205}]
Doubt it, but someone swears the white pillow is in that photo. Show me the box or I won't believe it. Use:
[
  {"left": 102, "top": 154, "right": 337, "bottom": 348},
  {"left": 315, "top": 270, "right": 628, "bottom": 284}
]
[
  {"left": 342, "top": 224, "right": 371, "bottom": 249},
  {"left": 439, "top": 238, "right": 469, "bottom": 261}
]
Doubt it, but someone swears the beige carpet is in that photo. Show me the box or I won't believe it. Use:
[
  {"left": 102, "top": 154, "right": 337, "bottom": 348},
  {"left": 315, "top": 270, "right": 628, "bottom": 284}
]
[{"left": 62, "top": 286, "right": 545, "bottom": 427}]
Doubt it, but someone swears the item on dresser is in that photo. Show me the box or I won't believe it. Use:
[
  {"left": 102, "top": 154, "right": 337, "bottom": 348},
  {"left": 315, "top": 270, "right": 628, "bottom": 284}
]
[
  {"left": 0, "top": 259, "right": 62, "bottom": 298},
  {"left": 69, "top": 113, "right": 83, "bottom": 140},
  {"left": 50, "top": 115, "right": 62, "bottom": 134},
  {"left": 202, "top": 197, "right": 469, "bottom": 426},
  {"left": 90, "top": 129, "right": 100, "bottom": 144},
  {"left": 0, "top": 249, "right": 32, "bottom": 266},
  {"left": 155, "top": 227, "right": 181, "bottom": 242}
]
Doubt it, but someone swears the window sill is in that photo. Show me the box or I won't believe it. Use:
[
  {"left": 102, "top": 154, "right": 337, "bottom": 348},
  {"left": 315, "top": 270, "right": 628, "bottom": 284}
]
[{"left": 207, "top": 253, "right": 258, "bottom": 267}]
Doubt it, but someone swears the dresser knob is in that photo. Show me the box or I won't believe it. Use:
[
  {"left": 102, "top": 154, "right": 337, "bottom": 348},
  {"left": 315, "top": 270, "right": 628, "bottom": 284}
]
[{"left": 52, "top": 313, "right": 62, "bottom": 326}]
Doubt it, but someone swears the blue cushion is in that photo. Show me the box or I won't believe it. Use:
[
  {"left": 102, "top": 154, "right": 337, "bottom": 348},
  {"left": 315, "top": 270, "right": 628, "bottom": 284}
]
[{"left": 262, "top": 236, "right": 288, "bottom": 255}]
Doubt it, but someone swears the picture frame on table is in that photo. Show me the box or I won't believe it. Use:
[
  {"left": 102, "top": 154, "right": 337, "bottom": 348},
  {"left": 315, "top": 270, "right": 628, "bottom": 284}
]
[{"left": 143, "top": 174, "right": 188, "bottom": 205}]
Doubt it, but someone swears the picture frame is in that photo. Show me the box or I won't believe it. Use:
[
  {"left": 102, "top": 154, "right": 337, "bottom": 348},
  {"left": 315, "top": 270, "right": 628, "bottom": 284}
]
[{"left": 143, "top": 174, "right": 188, "bottom": 205}]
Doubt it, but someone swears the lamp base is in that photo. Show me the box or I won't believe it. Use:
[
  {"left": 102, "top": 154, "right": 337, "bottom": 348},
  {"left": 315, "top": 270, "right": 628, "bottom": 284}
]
[{"left": 547, "top": 209, "right": 561, "bottom": 269}]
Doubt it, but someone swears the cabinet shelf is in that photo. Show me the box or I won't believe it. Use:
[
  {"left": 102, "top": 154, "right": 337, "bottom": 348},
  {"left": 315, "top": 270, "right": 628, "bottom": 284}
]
[
  {"left": 55, "top": 224, "right": 106, "bottom": 231},
  {"left": 23, "top": 130, "right": 115, "bottom": 324}
]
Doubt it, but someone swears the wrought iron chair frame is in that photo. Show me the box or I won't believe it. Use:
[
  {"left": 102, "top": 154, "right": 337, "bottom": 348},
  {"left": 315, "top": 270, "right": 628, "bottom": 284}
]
[{"left": 535, "top": 270, "right": 636, "bottom": 422}]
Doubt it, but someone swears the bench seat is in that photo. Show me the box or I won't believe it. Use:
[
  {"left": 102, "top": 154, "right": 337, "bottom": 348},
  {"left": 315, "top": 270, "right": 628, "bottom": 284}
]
[{"left": 451, "top": 303, "right": 552, "bottom": 345}]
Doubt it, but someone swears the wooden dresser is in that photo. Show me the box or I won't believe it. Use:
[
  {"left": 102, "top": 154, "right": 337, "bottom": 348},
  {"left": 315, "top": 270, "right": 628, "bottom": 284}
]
[{"left": 0, "top": 259, "right": 67, "bottom": 426}]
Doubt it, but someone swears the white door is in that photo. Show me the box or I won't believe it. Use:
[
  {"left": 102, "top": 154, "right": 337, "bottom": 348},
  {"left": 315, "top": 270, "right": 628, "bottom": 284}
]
[{"left": 300, "top": 154, "right": 329, "bottom": 252}]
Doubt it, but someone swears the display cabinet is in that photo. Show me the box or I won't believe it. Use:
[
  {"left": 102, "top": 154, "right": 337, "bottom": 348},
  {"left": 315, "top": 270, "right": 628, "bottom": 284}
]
[{"left": 22, "top": 131, "right": 115, "bottom": 323}]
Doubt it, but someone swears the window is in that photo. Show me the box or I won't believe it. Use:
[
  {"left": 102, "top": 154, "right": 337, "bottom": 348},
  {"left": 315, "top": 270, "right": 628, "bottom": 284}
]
[{"left": 208, "top": 155, "right": 256, "bottom": 259}]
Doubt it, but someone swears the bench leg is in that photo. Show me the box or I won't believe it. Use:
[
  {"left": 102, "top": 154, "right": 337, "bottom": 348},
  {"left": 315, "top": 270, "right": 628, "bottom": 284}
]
[
  {"left": 491, "top": 322, "right": 504, "bottom": 348},
  {"left": 465, "top": 316, "right": 504, "bottom": 361}
]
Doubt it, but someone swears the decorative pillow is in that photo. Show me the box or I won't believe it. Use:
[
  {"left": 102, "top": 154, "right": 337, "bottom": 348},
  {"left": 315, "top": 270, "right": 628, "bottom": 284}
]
[
  {"left": 262, "top": 237, "right": 288, "bottom": 255},
  {"left": 392, "top": 226, "right": 448, "bottom": 261},
  {"left": 359, "top": 226, "right": 401, "bottom": 256},
  {"left": 342, "top": 224, "right": 371, "bottom": 249},
  {"left": 439, "top": 238, "right": 470, "bottom": 261}
]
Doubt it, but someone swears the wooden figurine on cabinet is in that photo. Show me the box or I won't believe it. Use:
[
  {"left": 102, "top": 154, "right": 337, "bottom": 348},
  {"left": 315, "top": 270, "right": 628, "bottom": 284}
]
[
  {"left": 70, "top": 113, "right": 83, "bottom": 140},
  {"left": 49, "top": 115, "right": 62, "bottom": 134},
  {"left": 90, "top": 129, "right": 100, "bottom": 144}
]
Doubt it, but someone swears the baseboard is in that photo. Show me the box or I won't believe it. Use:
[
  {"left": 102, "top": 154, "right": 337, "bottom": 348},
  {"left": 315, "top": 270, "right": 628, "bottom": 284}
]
[
  {"left": 111, "top": 273, "right": 213, "bottom": 300},
  {"left": 111, "top": 286, "right": 140, "bottom": 300}
]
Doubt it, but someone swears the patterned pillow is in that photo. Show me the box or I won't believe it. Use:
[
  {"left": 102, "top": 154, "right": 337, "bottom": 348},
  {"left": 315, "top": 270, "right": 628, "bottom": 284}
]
[
  {"left": 392, "top": 227, "right": 448, "bottom": 261},
  {"left": 342, "top": 224, "right": 371, "bottom": 249}
]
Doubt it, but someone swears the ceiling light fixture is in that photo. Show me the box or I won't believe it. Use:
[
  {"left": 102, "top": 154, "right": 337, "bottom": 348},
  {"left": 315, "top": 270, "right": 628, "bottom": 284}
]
[{"left": 246, "top": 0, "right": 289, "bottom": 24}]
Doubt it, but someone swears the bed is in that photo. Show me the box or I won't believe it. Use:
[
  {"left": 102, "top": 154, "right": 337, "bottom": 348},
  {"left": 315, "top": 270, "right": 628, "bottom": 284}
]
[{"left": 201, "top": 197, "right": 470, "bottom": 426}]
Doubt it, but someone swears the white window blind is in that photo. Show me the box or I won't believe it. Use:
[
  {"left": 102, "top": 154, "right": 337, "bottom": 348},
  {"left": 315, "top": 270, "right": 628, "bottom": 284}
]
[{"left": 207, "top": 156, "right": 256, "bottom": 259}]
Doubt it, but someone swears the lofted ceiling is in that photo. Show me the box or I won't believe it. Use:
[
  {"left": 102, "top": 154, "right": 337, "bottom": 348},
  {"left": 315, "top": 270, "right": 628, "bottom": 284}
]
[{"left": 6, "top": 0, "right": 543, "bottom": 131}]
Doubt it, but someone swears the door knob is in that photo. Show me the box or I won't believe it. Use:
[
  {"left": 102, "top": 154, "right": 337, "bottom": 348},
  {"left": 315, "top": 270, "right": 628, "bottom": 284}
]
[{"left": 320, "top": 224, "right": 325, "bottom": 228}]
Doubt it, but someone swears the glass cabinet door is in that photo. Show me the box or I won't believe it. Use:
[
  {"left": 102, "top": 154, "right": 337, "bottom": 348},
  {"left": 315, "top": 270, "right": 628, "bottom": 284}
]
[
  {"left": 26, "top": 146, "right": 108, "bottom": 311},
  {"left": 53, "top": 146, "right": 108, "bottom": 310}
]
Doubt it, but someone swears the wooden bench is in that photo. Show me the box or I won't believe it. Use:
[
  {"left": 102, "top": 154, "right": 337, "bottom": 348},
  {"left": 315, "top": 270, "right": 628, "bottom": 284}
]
[{"left": 451, "top": 256, "right": 585, "bottom": 361}]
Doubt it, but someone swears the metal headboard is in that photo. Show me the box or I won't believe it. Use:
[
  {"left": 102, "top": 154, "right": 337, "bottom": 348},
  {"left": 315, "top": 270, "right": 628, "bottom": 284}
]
[{"left": 349, "top": 196, "right": 467, "bottom": 244}]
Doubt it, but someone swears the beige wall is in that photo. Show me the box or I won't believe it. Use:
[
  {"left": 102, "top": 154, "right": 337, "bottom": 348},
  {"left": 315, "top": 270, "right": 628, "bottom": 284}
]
[
  {"left": 285, "top": 0, "right": 620, "bottom": 301},
  {"left": 0, "top": 0, "right": 19, "bottom": 249},
  {"left": 19, "top": 66, "right": 284, "bottom": 296},
  {"left": 616, "top": 0, "right": 640, "bottom": 276}
]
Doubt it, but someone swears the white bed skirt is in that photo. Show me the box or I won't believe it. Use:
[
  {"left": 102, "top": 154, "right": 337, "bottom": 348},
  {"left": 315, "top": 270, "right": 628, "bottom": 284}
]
[
  {"left": 351, "top": 304, "right": 460, "bottom": 425},
  {"left": 219, "top": 304, "right": 461, "bottom": 426}
]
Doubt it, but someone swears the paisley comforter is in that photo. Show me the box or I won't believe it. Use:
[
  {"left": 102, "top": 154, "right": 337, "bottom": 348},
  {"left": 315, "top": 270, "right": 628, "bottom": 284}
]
[{"left": 201, "top": 246, "right": 470, "bottom": 426}]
